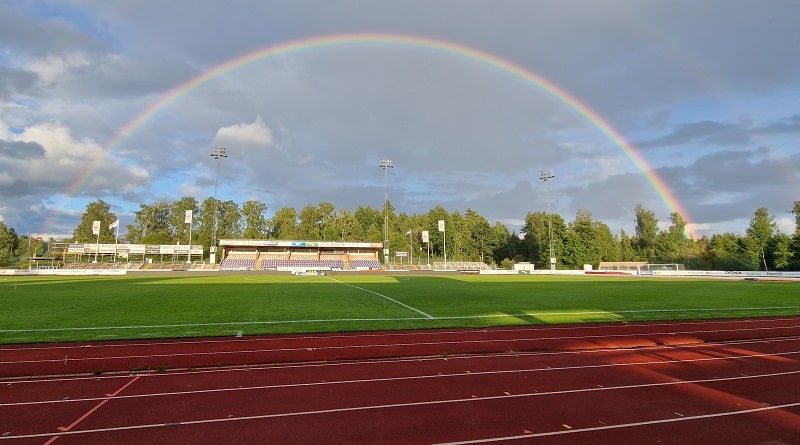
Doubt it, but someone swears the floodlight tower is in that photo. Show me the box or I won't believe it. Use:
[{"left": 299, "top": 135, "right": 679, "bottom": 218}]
[
  {"left": 210, "top": 147, "right": 228, "bottom": 264},
  {"left": 539, "top": 169, "right": 556, "bottom": 271},
  {"left": 379, "top": 159, "right": 393, "bottom": 267}
]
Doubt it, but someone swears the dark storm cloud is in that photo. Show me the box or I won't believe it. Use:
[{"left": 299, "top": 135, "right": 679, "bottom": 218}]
[
  {"left": 0, "top": 66, "right": 39, "bottom": 99},
  {"left": 0, "top": 140, "right": 46, "bottom": 158},
  {"left": 0, "top": 3, "right": 107, "bottom": 56}
]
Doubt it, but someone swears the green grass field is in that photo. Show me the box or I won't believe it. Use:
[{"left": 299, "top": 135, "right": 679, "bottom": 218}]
[{"left": 1, "top": 273, "right": 798, "bottom": 344}]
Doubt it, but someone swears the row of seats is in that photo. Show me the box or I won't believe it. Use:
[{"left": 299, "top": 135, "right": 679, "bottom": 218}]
[
  {"left": 260, "top": 259, "right": 345, "bottom": 270},
  {"left": 220, "top": 257, "right": 257, "bottom": 270},
  {"left": 221, "top": 252, "right": 381, "bottom": 271},
  {"left": 349, "top": 259, "right": 381, "bottom": 269}
]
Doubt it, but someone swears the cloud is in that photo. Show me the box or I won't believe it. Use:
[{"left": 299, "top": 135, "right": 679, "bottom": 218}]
[
  {"left": 635, "top": 121, "right": 753, "bottom": 149},
  {"left": 213, "top": 116, "right": 274, "bottom": 149},
  {"left": 1, "top": 0, "right": 798, "bottom": 240},
  {"left": 760, "top": 115, "right": 800, "bottom": 135}
]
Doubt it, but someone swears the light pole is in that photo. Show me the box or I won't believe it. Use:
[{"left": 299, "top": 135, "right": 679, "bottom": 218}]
[
  {"left": 210, "top": 147, "right": 228, "bottom": 264},
  {"left": 379, "top": 159, "right": 393, "bottom": 267},
  {"left": 539, "top": 169, "right": 556, "bottom": 271}
]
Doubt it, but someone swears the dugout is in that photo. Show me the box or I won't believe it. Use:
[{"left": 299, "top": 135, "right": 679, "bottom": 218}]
[{"left": 598, "top": 261, "right": 649, "bottom": 272}]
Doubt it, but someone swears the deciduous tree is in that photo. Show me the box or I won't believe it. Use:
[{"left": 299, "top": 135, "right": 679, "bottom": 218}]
[
  {"left": 745, "top": 207, "right": 776, "bottom": 270},
  {"left": 73, "top": 200, "right": 118, "bottom": 244}
]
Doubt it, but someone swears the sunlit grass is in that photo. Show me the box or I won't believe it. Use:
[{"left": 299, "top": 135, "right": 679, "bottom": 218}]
[{"left": 0, "top": 274, "right": 797, "bottom": 343}]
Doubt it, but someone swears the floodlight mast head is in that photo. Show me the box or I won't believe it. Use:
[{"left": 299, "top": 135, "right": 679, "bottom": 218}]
[
  {"left": 210, "top": 147, "right": 228, "bottom": 160},
  {"left": 539, "top": 169, "right": 555, "bottom": 182}
]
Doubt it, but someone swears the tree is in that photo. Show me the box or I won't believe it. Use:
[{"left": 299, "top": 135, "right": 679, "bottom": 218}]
[
  {"left": 487, "top": 222, "right": 512, "bottom": 266},
  {"left": 126, "top": 201, "right": 170, "bottom": 244},
  {"left": 449, "top": 211, "right": 466, "bottom": 260},
  {"left": 562, "top": 209, "right": 618, "bottom": 268},
  {"left": 745, "top": 207, "right": 776, "bottom": 270},
  {"left": 0, "top": 221, "right": 19, "bottom": 266},
  {"left": 464, "top": 209, "right": 492, "bottom": 263},
  {"left": 72, "top": 200, "right": 118, "bottom": 244},
  {"left": 336, "top": 208, "right": 361, "bottom": 241},
  {"left": 297, "top": 204, "right": 323, "bottom": 240},
  {"left": 195, "top": 197, "right": 218, "bottom": 249},
  {"left": 633, "top": 204, "right": 658, "bottom": 261},
  {"left": 522, "top": 211, "right": 549, "bottom": 268},
  {"left": 656, "top": 212, "right": 695, "bottom": 262},
  {"left": 169, "top": 196, "right": 199, "bottom": 244},
  {"left": 426, "top": 205, "right": 450, "bottom": 260},
  {"left": 790, "top": 200, "right": 800, "bottom": 269},
  {"left": 215, "top": 200, "right": 242, "bottom": 240},
  {"left": 241, "top": 200, "right": 268, "bottom": 239},
  {"left": 768, "top": 233, "right": 792, "bottom": 271},
  {"left": 353, "top": 206, "right": 382, "bottom": 242},
  {"left": 563, "top": 209, "right": 593, "bottom": 269},
  {"left": 619, "top": 229, "right": 635, "bottom": 261},
  {"left": 707, "top": 233, "right": 754, "bottom": 270},
  {"left": 269, "top": 207, "right": 299, "bottom": 239}
]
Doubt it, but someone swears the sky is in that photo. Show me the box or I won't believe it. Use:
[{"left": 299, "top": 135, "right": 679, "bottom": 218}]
[{"left": 1, "top": 0, "right": 798, "bottom": 240}]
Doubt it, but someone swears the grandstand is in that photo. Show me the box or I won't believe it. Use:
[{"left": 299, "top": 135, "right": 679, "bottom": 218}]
[{"left": 218, "top": 239, "right": 382, "bottom": 272}]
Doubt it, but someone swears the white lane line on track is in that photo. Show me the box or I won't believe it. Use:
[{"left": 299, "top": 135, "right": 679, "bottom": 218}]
[
  {"left": 4, "top": 328, "right": 800, "bottom": 368},
  {"left": 326, "top": 277, "right": 434, "bottom": 319},
  {"left": 2, "top": 308, "right": 796, "bottom": 335},
  {"left": 434, "top": 401, "right": 800, "bottom": 444},
  {"left": 3, "top": 380, "right": 799, "bottom": 441},
  {"left": 2, "top": 316, "right": 798, "bottom": 351},
  {"left": 6, "top": 335, "right": 800, "bottom": 386},
  {"left": 4, "top": 351, "right": 799, "bottom": 407}
]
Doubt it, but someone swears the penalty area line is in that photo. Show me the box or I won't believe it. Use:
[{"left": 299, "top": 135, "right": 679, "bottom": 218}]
[{"left": 327, "top": 277, "right": 434, "bottom": 319}]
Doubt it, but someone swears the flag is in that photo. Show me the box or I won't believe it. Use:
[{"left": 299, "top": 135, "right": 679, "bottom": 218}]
[
  {"left": 184, "top": 209, "right": 193, "bottom": 224},
  {"left": 438, "top": 220, "right": 445, "bottom": 232},
  {"left": 422, "top": 230, "right": 429, "bottom": 243},
  {"left": 109, "top": 219, "right": 119, "bottom": 230},
  {"left": 405, "top": 229, "right": 411, "bottom": 236},
  {"left": 92, "top": 220, "right": 100, "bottom": 235}
]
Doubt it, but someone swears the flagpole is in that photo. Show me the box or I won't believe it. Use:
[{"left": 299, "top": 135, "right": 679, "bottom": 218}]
[
  {"left": 437, "top": 220, "right": 447, "bottom": 269},
  {"left": 92, "top": 220, "right": 100, "bottom": 263},
  {"left": 187, "top": 223, "right": 192, "bottom": 264},
  {"left": 409, "top": 229, "right": 413, "bottom": 268},
  {"left": 185, "top": 210, "right": 193, "bottom": 264},
  {"left": 113, "top": 224, "right": 119, "bottom": 265}
]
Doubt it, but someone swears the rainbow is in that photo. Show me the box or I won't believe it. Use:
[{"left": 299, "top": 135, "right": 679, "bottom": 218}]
[{"left": 64, "top": 32, "right": 693, "bottom": 232}]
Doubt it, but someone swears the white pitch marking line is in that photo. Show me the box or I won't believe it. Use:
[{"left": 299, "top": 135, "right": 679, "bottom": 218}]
[
  {"left": 327, "top": 277, "right": 434, "bottom": 319},
  {"left": 1, "top": 310, "right": 797, "bottom": 334}
]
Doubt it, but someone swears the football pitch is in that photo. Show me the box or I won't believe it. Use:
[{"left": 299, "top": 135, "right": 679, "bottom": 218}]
[{"left": 1, "top": 273, "right": 798, "bottom": 344}]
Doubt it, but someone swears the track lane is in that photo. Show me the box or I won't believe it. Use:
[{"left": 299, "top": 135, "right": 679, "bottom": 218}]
[
  {"left": 3, "top": 317, "right": 800, "bottom": 378},
  {"left": 3, "top": 333, "right": 799, "bottom": 444}
]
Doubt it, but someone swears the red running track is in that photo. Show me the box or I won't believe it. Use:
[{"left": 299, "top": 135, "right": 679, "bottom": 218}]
[{"left": 1, "top": 317, "right": 799, "bottom": 444}]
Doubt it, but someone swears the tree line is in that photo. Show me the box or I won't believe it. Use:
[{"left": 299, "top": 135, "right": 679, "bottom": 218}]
[{"left": 2, "top": 197, "right": 799, "bottom": 271}]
